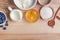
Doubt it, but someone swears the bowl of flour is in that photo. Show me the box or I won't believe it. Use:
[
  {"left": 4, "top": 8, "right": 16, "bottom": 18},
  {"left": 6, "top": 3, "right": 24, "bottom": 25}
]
[{"left": 14, "top": 0, "right": 37, "bottom": 10}]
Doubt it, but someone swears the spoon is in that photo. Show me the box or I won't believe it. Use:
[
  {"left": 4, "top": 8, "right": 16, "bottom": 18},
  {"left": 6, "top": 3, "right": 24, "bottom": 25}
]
[
  {"left": 48, "top": 7, "right": 60, "bottom": 28},
  {"left": 56, "top": 16, "right": 60, "bottom": 20}
]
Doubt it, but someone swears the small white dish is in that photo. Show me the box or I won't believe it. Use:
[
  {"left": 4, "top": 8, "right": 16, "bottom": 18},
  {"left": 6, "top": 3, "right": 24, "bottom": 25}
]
[
  {"left": 8, "top": 6, "right": 23, "bottom": 22},
  {"left": 13, "top": 0, "right": 37, "bottom": 10},
  {"left": 40, "top": 6, "right": 53, "bottom": 20},
  {"left": 38, "top": 0, "right": 51, "bottom": 6}
]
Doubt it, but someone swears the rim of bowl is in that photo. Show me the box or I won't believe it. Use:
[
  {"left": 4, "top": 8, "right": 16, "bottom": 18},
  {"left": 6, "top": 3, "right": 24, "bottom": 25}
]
[
  {"left": 13, "top": 0, "right": 37, "bottom": 10},
  {"left": 10, "top": 9, "right": 23, "bottom": 22},
  {"left": 25, "top": 9, "right": 39, "bottom": 23},
  {"left": 0, "top": 11, "right": 7, "bottom": 25},
  {"left": 38, "top": 0, "right": 51, "bottom": 6},
  {"left": 40, "top": 6, "right": 54, "bottom": 20}
]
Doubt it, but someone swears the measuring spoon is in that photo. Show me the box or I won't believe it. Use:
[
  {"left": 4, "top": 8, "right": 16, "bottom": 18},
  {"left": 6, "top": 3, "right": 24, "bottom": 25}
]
[{"left": 48, "top": 7, "right": 60, "bottom": 28}]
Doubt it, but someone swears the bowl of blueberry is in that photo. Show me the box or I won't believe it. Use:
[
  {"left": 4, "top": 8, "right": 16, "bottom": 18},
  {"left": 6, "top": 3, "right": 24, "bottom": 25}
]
[{"left": 0, "top": 11, "right": 8, "bottom": 30}]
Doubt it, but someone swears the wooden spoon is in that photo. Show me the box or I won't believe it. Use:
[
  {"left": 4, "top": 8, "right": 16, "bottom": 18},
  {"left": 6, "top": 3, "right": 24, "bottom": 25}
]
[
  {"left": 56, "top": 16, "right": 60, "bottom": 20},
  {"left": 48, "top": 7, "right": 60, "bottom": 28}
]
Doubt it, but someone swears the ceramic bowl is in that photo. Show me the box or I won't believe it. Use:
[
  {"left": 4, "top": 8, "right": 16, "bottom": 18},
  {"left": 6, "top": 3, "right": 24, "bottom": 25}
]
[
  {"left": 8, "top": 6, "right": 23, "bottom": 22},
  {"left": 0, "top": 11, "right": 7, "bottom": 25},
  {"left": 13, "top": 0, "right": 37, "bottom": 10},
  {"left": 40, "top": 6, "right": 53, "bottom": 20},
  {"left": 38, "top": 0, "right": 51, "bottom": 6}
]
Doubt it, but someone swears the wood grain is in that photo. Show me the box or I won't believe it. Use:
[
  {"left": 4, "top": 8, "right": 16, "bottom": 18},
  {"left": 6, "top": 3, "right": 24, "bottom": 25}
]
[{"left": 0, "top": 0, "right": 60, "bottom": 40}]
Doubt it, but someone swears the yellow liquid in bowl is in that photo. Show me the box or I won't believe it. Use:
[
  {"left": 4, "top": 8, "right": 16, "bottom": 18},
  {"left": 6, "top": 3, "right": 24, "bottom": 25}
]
[{"left": 25, "top": 9, "right": 39, "bottom": 23}]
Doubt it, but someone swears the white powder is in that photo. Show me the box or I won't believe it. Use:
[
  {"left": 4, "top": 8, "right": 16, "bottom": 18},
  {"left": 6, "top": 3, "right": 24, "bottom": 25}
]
[
  {"left": 11, "top": 11, "right": 20, "bottom": 21},
  {"left": 20, "top": 0, "right": 33, "bottom": 9},
  {"left": 40, "top": 6, "right": 53, "bottom": 19}
]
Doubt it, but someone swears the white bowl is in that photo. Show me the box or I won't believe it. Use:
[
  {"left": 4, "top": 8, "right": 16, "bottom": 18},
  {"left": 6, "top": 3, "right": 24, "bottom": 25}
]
[
  {"left": 13, "top": 0, "right": 37, "bottom": 10},
  {"left": 40, "top": 6, "right": 53, "bottom": 20},
  {"left": 38, "top": 0, "right": 51, "bottom": 5},
  {"left": 10, "top": 9, "right": 23, "bottom": 22},
  {"left": 8, "top": 6, "right": 23, "bottom": 22}
]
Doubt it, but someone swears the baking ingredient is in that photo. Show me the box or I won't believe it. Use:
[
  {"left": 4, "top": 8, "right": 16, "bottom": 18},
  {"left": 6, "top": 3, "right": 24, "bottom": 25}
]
[
  {"left": 20, "top": 0, "right": 33, "bottom": 9},
  {"left": 40, "top": 6, "right": 53, "bottom": 20},
  {"left": 11, "top": 11, "right": 20, "bottom": 21},
  {"left": 0, "top": 12, "right": 6, "bottom": 24},
  {"left": 25, "top": 9, "right": 39, "bottom": 23}
]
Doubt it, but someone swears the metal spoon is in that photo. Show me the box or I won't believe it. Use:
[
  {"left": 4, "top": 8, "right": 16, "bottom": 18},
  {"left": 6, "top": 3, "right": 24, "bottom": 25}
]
[{"left": 48, "top": 7, "right": 60, "bottom": 28}]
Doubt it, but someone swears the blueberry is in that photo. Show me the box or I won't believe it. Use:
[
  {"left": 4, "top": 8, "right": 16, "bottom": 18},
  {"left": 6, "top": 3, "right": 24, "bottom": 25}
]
[
  {"left": 3, "top": 27, "right": 6, "bottom": 30},
  {"left": 0, "top": 12, "right": 6, "bottom": 24}
]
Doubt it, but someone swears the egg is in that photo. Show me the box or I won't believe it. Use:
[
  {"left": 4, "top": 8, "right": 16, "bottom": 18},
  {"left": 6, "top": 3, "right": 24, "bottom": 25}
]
[{"left": 25, "top": 9, "right": 39, "bottom": 23}]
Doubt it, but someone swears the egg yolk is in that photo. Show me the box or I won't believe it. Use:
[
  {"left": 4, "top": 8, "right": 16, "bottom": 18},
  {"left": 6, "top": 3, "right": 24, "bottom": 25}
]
[{"left": 25, "top": 9, "right": 39, "bottom": 23}]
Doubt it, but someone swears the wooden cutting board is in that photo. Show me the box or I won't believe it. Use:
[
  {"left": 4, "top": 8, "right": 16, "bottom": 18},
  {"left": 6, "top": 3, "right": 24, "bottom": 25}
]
[{"left": 0, "top": 0, "right": 60, "bottom": 40}]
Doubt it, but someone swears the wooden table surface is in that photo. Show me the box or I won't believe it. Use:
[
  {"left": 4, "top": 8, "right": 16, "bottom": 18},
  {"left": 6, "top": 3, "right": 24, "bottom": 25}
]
[{"left": 0, "top": 0, "right": 60, "bottom": 40}]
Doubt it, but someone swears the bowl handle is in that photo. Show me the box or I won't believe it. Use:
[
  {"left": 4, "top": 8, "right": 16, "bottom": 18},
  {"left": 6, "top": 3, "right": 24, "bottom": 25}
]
[{"left": 8, "top": 6, "right": 13, "bottom": 11}]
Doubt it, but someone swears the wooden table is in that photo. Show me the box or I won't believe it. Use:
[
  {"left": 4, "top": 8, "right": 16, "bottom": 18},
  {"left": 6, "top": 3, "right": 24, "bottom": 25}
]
[{"left": 0, "top": 0, "right": 60, "bottom": 40}]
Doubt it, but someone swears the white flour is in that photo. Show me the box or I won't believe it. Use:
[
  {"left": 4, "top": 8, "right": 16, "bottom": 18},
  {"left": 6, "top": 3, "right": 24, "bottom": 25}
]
[
  {"left": 40, "top": 6, "right": 53, "bottom": 19},
  {"left": 20, "top": 0, "right": 33, "bottom": 9}
]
